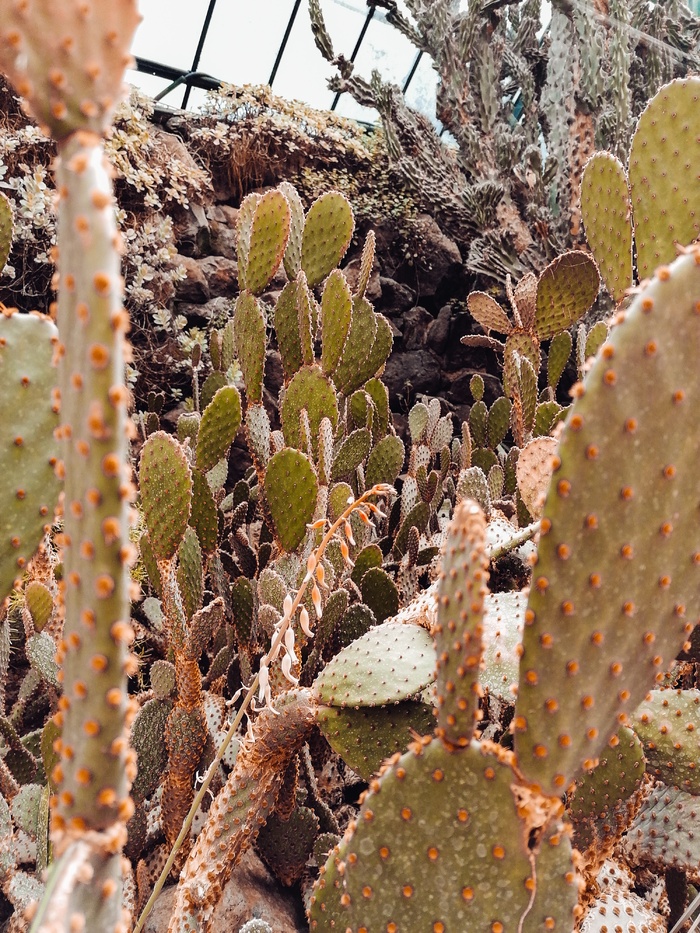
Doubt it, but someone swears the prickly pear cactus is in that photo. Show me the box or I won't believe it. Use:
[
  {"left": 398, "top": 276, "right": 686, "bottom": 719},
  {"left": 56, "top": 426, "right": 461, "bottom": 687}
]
[
  {"left": 514, "top": 248, "right": 700, "bottom": 796},
  {"left": 0, "top": 313, "right": 61, "bottom": 604}
]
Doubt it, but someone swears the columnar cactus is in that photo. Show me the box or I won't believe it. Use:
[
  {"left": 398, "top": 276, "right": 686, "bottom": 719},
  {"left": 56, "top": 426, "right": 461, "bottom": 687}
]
[{"left": 0, "top": 3, "right": 141, "bottom": 931}]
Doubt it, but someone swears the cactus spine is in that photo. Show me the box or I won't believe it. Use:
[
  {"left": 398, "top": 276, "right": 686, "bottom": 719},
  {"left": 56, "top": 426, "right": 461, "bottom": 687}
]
[{"left": 0, "top": 3, "right": 140, "bottom": 931}]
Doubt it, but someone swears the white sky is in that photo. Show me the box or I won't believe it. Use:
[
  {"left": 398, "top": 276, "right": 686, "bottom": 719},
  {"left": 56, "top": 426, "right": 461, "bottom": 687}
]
[{"left": 127, "top": 0, "right": 440, "bottom": 125}]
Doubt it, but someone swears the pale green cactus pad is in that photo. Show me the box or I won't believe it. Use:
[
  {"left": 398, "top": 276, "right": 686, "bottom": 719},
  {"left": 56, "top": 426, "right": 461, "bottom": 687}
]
[
  {"left": 233, "top": 292, "right": 266, "bottom": 404},
  {"left": 139, "top": 432, "right": 192, "bottom": 561},
  {"left": 626, "top": 785, "right": 700, "bottom": 878},
  {"left": 309, "top": 739, "right": 577, "bottom": 932},
  {"left": 0, "top": 313, "right": 61, "bottom": 604},
  {"left": 580, "top": 152, "right": 633, "bottom": 303},
  {"left": 275, "top": 280, "right": 305, "bottom": 380},
  {"left": 279, "top": 181, "right": 305, "bottom": 280},
  {"left": 332, "top": 298, "right": 377, "bottom": 392},
  {"left": 365, "top": 434, "right": 404, "bottom": 487},
  {"left": 280, "top": 365, "right": 339, "bottom": 457},
  {"left": 0, "top": 192, "right": 13, "bottom": 274},
  {"left": 264, "top": 448, "right": 318, "bottom": 551},
  {"left": 514, "top": 250, "right": 700, "bottom": 797},
  {"left": 313, "top": 620, "right": 435, "bottom": 708},
  {"left": 238, "top": 189, "right": 290, "bottom": 295},
  {"left": 628, "top": 77, "right": 700, "bottom": 279},
  {"left": 631, "top": 689, "right": 700, "bottom": 792},
  {"left": 301, "top": 191, "right": 354, "bottom": 288},
  {"left": 321, "top": 268, "right": 352, "bottom": 375},
  {"left": 189, "top": 468, "right": 219, "bottom": 555},
  {"left": 195, "top": 385, "right": 241, "bottom": 473}
]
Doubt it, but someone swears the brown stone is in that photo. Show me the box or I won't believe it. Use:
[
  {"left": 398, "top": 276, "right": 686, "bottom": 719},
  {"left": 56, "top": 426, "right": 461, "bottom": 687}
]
[
  {"left": 143, "top": 848, "right": 305, "bottom": 933},
  {"left": 174, "top": 254, "right": 210, "bottom": 303},
  {"left": 198, "top": 256, "right": 239, "bottom": 297}
]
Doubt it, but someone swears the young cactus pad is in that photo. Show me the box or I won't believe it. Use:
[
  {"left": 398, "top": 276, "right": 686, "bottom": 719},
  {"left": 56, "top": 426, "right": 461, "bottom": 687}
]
[
  {"left": 0, "top": 313, "right": 61, "bottom": 604},
  {"left": 514, "top": 248, "right": 700, "bottom": 797}
]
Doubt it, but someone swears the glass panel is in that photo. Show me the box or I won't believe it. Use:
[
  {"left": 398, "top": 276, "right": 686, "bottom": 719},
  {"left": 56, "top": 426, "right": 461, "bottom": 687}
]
[
  {"left": 125, "top": 69, "right": 173, "bottom": 101},
  {"left": 272, "top": 0, "right": 368, "bottom": 109},
  {"left": 404, "top": 53, "right": 441, "bottom": 129},
  {"left": 198, "top": 0, "right": 294, "bottom": 86},
  {"left": 131, "top": 0, "right": 210, "bottom": 71}
]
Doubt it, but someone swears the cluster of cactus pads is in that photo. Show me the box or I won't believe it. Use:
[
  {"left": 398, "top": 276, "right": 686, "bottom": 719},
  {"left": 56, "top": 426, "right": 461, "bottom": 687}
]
[
  {"left": 309, "top": 245, "right": 700, "bottom": 932},
  {"left": 0, "top": 2, "right": 699, "bottom": 931}
]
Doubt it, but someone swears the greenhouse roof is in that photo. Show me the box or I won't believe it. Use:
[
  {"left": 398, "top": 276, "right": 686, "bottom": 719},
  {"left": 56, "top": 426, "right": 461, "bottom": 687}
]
[{"left": 128, "top": 0, "right": 442, "bottom": 127}]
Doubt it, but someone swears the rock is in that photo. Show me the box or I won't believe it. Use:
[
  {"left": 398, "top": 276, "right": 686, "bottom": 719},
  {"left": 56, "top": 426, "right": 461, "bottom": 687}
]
[
  {"left": 198, "top": 256, "right": 239, "bottom": 297},
  {"left": 426, "top": 304, "right": 452, "bottom": 355},
  {"left": 207, "top": 204, "right": 239, "bottom": 260},
  {"left": 174, "top": 255, "right": 210, "bottom": 303},
  {"left": 143, "top": 848, "right": 306, "bottom": 933},
  {"left": 176, "top": 296, "right": 233, "bottom": 326},
  {"left": 382, "top": 349, "right": 445, "bottom": 403},
  {"left": 171, "top": 202, "right": 210, "bottom": 258},
  {"left": 378, "top": 277, "right": 416, "bottom": 315},
  {"left": 399, "top": 306, "right": 433, "bottom": 351},
  {"left": 411, "top": 214, "right": 462, "bottom": 297}
]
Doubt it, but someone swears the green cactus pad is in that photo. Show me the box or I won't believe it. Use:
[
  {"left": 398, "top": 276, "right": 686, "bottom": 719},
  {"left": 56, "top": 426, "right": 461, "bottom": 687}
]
[
  {"left": 309, "top": 739, "right": 577, "bottom": 933},
  {"left": 503, "top": 332, "right": 540, "bottom": 398},
  {"left": 355, "top": 229, "right": 376, "bottom": 300},
  {"left": 279, "top": 181, "right": 305, "bottom": 280},
  {"left": 150, "top": 659, "right": 177, "bottom": 698},
  {"left": 350, "top": 544, "right": 384, "bottom": 586},
  {"left": 332, "top": 298, "right": 377, "bottom": 395},
  {"left": 467, "top": 291, "right": 513, "bottom": 334},
  {"left": 233, "top": 292, "right": 266, "bottom": 404},
  {"left": 535, "top": 251, "right": 600, "bottom": 340},
  {"left": 176, "top": 526, "right": 203, "bottom": 622},
  {"left": 514, "top": 250, "right": 700, "bottom": 797},
  {"left": 365, "top": 434, "right": 404, "bottom": 488},
  {"left": 580, "top": 152, "right": 633, "bottom": 303},
  {"left": 393, "top": 502, "right": 431, "bottom": 558},
  {"left": 409, "top": 402, "right": 430, "bottom": 444},
  {"left": 189, "top": 468, "right": 219, "bottom": 555},
  {"left": 317, "top": 701, "right": 434, "bottom": 780},
  {"left": 200, "top": 371, "right": 227, "bottom": 410},
  {"left": 280, "top": 365, "right": 339, "bottom": 458},
  {"left": 231, "top": 576, "right": 256, "bottom": 647},
  {"left": 195, "top": 385, "right": 241, "bottom": 473},
  {"left": 328, "top": 482, "right": 354, "bottom": 522},
  {"left": 130, "top": 697, "right": 173, "bottom": 801},
  {"left": 24, "top": 582, "right": 53, "bottom": 633},
  {"left": 568, "top": 726, "right": 645, "bottom": 856},
  {"left": 330, "top": 428, "right": 371, "bottom": 482},
  {"left": 238, "top": 189, "right": 290, "bottom": 295},
  {"left": 0, "top": 313, "right": 60, "bottom": 604},
  {"left": 139, "top": 432, "right": 193, "bottom": 562},
  {"left": 360, "top": 567, "right": 400, "bottom": 624},
  {"left": 298, "top": 273, "right": 317, "bottom": 365},
  {"left": 321, "top": 268, "right": 352, "bottom": 376},
  {"left": 346, "top": 313, "right": 393, "bottom": 394},
  {"left": 434, "top": 501, "right": 489, "bottom": 745},
  {"left": 301, "top": 191, "right": 354, "bottom": 288},
  {"left": 26, "top": 631, "right": 59, "bottom": 686},
  {"left": 584, "top": 321, "right": 608, "bottom": 361},
  {"left": 487, "top": 396, "right": 512, "bottom": 449},
  {"left": 626, "top": 785, "right": 700, "bottom": 878},
  {"left": 631, "top": 689, "right": 700, "bottom": 792},
  {"left": 365, "top": 378, "right": 389, "bottom": 436},
  {"left": 245, "top": 403, "right": 271, "bottom": 469},
  {"left": 547, "top": 331, "right": 573, "bottom": 391},
  {"left": 313, "top": 620, "right": 435, "bottom": 708},
  {"left": 256, "top": 804, "right": 320, "bottom": 886},
  {"left": 628, "top": 77, "right": 700, "bottom": 279},
  {"left": 177, "top": 411, "right": 200, "bottom": 449},
  {"left": 274, "top": 280, "right": 304, "bottom": 380},
  {"left": 0, "top": 192, "right": 13, "bottom": 274},
  {"left": 264, "top": 448, "right": 318, "bottom": 552}
]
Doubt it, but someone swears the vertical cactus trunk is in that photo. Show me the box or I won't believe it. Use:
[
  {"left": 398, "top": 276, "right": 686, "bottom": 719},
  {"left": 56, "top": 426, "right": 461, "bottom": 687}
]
[
  {"left": 48, "top": 133, "right": 136, "bottom": 927},
  {"left": 0, "top": 4, "right": 141, "bottom": 930}
]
